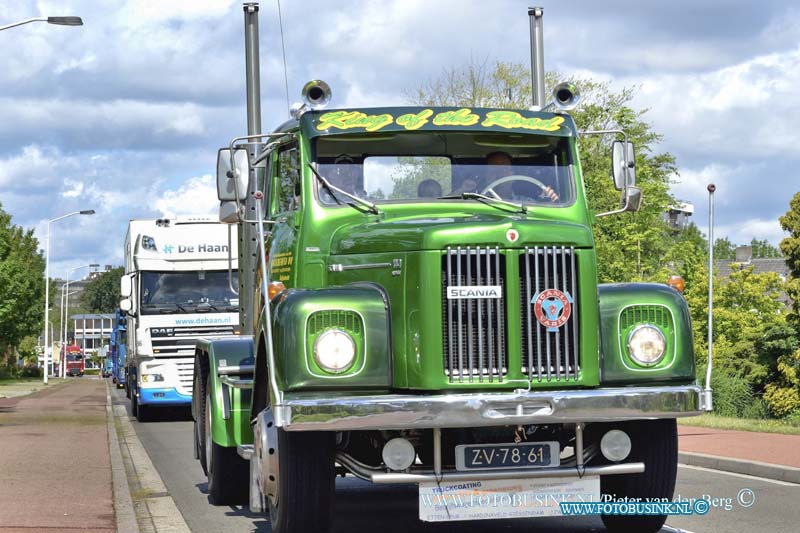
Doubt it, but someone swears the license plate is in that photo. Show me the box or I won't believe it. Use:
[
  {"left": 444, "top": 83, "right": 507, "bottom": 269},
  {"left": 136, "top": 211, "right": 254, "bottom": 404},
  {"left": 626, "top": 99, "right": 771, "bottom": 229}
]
[{"left": 455, "top": 441, "right": 559, "bottom": 471}]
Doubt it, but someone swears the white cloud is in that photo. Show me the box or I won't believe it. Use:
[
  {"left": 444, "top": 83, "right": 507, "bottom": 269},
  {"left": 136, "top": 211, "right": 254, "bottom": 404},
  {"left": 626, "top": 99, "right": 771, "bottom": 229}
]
[
  {"left": 716, "top": 218, "right": 787, "bottom": 247},
  {"left": 630, "top": 46, "right": 800, "bottom": 159},
  {"left": 153, "top": 175, "right": 218, "bottom": 218}
]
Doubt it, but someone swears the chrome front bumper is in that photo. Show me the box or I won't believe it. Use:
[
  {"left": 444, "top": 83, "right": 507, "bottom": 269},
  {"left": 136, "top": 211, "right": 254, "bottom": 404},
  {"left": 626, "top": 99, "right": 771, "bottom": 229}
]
[{"left": 274, "top": 385, "right": 702, "bottom": 431}]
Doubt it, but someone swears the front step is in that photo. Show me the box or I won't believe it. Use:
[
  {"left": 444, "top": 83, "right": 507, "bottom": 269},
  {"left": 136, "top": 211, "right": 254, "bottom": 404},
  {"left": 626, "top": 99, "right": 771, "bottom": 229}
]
[{"left": 237, "top": 444, "right": 254, "bottom": 460}]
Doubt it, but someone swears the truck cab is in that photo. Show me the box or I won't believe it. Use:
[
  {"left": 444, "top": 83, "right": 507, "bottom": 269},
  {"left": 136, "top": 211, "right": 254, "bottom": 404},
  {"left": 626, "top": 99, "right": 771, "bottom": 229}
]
[
  {"left": 63, "top": 345, "right": 84, "bottom": 377},
  {"left": 195, "top": 93, "right": 704, "bottom": 532},
  {"left": 120, "top": 217, "right": 240, "bottom": 421}
]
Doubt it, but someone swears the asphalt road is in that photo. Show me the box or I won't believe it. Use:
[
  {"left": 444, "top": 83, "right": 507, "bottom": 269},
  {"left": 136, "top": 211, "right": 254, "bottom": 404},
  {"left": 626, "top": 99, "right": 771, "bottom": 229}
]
[{"left": 111, "top": 387, "right": 800, "bottom": 533}]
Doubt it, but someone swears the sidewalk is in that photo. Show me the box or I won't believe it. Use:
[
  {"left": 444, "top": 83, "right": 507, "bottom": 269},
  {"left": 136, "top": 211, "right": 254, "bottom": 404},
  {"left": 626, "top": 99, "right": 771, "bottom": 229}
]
[
  {"left": 0, "top": 379, "right": 114, "bottom": 531},
  {"left": 679, "top": 424, "right": 800, "bottom": 483}
]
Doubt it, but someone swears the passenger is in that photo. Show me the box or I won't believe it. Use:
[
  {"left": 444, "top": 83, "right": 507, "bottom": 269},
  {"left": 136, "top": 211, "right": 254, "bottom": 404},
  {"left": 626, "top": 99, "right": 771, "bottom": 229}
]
[{"left": 417, "top": 179, "right": 442, "bottom": 198}]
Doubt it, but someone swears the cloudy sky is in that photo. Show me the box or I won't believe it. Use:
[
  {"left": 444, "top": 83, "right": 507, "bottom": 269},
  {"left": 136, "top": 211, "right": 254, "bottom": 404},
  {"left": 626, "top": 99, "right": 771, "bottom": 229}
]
[{"left": 1, "top": 0, "right": 797, "bottom": 278}]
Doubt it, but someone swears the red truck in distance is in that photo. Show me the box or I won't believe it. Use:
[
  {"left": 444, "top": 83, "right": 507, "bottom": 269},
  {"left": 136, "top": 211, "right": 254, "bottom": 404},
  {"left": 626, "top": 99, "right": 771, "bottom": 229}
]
[{"left": 63, "top": 345, "right": 85, "bottom": 377}]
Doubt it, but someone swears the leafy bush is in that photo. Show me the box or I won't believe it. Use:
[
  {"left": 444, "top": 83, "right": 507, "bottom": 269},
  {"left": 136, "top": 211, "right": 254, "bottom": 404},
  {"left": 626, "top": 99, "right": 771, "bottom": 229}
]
[
  {"left": 742, "top": 397, "right": 769, "bottom": 420},
  {"left": 764, "top": 384, "right": 800, "bottom": 418},
  {"left": 710, "top": 370, "right": 753, "bottom": 418},
  {"left": 20, "top": 364, "right": 42, "bottom": 378}
]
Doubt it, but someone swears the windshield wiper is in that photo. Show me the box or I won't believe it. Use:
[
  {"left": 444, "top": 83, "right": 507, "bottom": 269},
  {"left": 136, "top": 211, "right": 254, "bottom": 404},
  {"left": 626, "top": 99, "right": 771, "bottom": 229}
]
[
  {"left": 153, "top": 302, "right": 189, "bottom": 313},
  {"left": 307, "top": 163, "right": 381, "bottom": 215},
  {"left": 195, "top": 302, "right": 219, "bottom": 312},
  {"left": 437, "top": 192, "right": 527, "bottom": 214}
]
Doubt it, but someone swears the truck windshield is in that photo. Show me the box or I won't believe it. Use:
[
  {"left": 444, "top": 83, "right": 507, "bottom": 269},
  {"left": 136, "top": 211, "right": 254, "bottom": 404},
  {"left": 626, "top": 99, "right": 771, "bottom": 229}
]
[
  {"left": 313, "top": 132, "right": 574, "bottom": 207},
  {"left": 140, "top": 271, "right": 238, "bottom": 315}
]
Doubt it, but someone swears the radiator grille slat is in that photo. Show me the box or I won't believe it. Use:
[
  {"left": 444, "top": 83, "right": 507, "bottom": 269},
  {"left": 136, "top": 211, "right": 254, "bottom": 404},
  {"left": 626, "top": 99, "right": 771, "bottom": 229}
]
[
  {"left": 520, "top": 246, "right": 580, "bottom": 382},
  {"left": 443, "top": 247, "right": 506, "bottom": 381}
]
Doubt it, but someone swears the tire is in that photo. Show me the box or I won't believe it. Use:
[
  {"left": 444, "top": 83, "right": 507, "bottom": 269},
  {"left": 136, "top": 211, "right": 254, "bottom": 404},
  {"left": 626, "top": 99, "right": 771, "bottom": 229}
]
[
  {"left": 268, "top": 429, "right": 336, "bottom": 533},
  {"left": 195, "top": 367, "right": 209, "bottom": 474},
  {"left": 204, "top": 377, "right": 248, "bottom": 505},
  {"left": 136, "top": 400, "right": 149, "bottom": 423},
  {"left": 131, "top": 391, "right": 138, "bottom": 417},
  {"left": 600, "top": 419, "right": 678, "bottom": 533}
]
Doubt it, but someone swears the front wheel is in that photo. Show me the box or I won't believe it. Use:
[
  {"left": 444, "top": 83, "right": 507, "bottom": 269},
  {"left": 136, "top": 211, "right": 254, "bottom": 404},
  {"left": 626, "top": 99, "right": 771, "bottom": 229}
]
[
  {"left": 600, "top": 418, "right": 678, "bottom": 533},
  {"left": 135, "top": 399, "right": 149, "bottom": 422},
  {"left": 268, "top": 429, "right": 336, "bottom": 533},
  {"left": 204, "top": 381, "right": 248, "bottom": 505}
]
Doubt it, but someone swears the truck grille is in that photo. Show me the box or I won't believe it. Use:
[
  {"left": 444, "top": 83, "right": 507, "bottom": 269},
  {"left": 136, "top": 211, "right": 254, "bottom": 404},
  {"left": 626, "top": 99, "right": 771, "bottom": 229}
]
[
  {"left": 150, "top": 324, "right": 236, "bottom": 357},
  {"left": 520, "top": 246, "right": 580, "bottom": 381},
  {"left": 442, "top": 246, "right": 507, "bottom": 382},
  {"left": 150, "top": 324, "right": 236, "bottom": 395}
]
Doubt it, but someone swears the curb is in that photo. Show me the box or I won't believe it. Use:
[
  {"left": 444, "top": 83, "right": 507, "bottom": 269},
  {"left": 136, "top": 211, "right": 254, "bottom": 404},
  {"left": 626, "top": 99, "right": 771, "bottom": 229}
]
[
  {"left": 679, "top": 451, "right": 800, "bottom": 484},
  {"left": 109, "top": 384, "right": 191, "bottom": 532},
  {"left": 106, "top": 382, "right": 139, "bottom": 532}
]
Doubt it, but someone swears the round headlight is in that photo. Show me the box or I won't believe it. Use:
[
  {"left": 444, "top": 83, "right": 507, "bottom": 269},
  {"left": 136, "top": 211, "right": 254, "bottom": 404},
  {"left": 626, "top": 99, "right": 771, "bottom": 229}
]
[
  {"left": 313, "top": 329, "right": 356, "bottom": 374},
  {"left": 627, "top": 325, "right": 667, "bottom": 366}
]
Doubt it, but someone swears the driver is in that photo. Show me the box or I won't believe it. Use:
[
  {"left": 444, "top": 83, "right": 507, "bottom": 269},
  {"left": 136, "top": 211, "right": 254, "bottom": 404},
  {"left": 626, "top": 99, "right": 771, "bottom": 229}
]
[
  {"left": 486, "top": 151, "right": 558, "bottom": 202},
  {"left": 322, "top": 154, "right": 367, "bottom": 202}
]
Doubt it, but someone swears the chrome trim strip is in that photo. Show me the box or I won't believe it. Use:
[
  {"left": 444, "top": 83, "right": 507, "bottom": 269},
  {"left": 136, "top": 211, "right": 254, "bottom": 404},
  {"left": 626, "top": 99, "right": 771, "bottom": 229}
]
[
  {"left": 218, "top": 364, "right": 255, "bottom": 376},
  {"left": 562, "top": 246, "right": 571, "bottom": 380},
  {"left": 446, "top": 246, "right": 454, "bottom": 382},
  {"left": 495, "top": 248, "right": 503, "bottom": 376},
  {"left": 466, "top": 246, "right": 474, "bottom": 382},
  {"left": 335, "top": 451, "right": 644, "bottom": 484},
  {"left": 570, "top": 246, "right": 579, "bottom": 380},
  {"left": 525, "top": 246, "right": 533, "bottom": 381},
  {"left": 486, "top": 248, "right": 494, "bottom": 383},
  {"left": 534, "top": 246, "right": 542, "bottom": 381},
  {"left": 456, "top": 247, "right": 464, "bottom": 378},
  {"left": 553, "top": 247, "right": 561, "bottom": 381},
  {"left": 219, "top": 375, "right": 254, "bottom": 389},
  {"left": 476, "top": 247, "right": 484, "bottom": 382},
  {"left": 277, "top": 385, "right": 702, "bottom": 431},
  {"left": 328, "top": 262, "right": 392, "bottom": 272}
]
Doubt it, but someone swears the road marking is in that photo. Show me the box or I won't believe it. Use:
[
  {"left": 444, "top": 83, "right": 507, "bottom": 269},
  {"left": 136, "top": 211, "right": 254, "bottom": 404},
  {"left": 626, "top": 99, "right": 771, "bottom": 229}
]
[
  {"left": 663, "top": 525, "right": 696, "bottom": 533},
  {"left": 679, "top": 464, "right": 800, "bottom": 487}
]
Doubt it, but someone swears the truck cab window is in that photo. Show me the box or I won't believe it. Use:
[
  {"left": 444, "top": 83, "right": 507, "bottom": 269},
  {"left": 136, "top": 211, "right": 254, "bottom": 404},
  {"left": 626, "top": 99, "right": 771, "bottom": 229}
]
[{"left": 275, "top": 144, "right": 300, "bottom": 213}]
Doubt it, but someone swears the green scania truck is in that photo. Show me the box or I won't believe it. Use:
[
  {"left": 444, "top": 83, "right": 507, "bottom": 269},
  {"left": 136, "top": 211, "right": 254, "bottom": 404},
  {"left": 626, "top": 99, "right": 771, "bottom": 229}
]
[{"left": 191, "top": 4, "right": 709, "bottom": 532}]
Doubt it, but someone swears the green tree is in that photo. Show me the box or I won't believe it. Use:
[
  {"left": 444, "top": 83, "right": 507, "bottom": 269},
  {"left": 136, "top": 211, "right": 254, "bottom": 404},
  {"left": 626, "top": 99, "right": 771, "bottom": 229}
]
[
  {"left": 713, "top": 237, "right": 736, "bottom": 260},
  {"left": 81, "top": 267, "right": 124, "bottom": 313},
  {"left": 408, "top": 60, "right": 678, "bottom": 282},
  {"left": 750, "top": 238, "right": 781, "bottom": 258},
  {"left": 658, "top": 222, "right": 708, "bottom": 289},
  {"left": 0, "top": 203, "right": 46, "bottom": 366},
  {"left": 779, "top": 192, "right": 800, "bottom": 325}
]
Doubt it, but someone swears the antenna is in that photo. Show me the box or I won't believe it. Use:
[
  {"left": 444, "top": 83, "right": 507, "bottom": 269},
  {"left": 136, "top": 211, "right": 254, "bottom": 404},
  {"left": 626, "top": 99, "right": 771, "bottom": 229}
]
[{"left": 277, "top": 0, "right": 291, "bottom": 117}]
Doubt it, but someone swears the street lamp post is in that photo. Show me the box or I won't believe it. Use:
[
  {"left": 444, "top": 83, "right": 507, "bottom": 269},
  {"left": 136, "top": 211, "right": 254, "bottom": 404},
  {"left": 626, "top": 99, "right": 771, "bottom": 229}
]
[
  {"left": 59, "top": 263, "right": 98, "bottom": 378},
  {"left": 43, "top": 210, "right": 95, "bottom": 384},
  {"left": 0, "top": 16, "right": 83, "bottom": 32}
]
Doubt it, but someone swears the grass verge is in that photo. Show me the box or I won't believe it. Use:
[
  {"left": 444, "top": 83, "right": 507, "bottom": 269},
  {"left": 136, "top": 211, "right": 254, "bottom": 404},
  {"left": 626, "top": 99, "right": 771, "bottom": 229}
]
[{"left": 679, "top": 413, "right": 800, "bottom": 436}]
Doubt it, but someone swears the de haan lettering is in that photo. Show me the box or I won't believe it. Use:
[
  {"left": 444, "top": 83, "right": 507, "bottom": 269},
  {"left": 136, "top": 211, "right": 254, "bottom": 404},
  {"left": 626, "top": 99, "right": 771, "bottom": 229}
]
[{"left": 174, "top": 244, "right": 229, "bottom": 253}]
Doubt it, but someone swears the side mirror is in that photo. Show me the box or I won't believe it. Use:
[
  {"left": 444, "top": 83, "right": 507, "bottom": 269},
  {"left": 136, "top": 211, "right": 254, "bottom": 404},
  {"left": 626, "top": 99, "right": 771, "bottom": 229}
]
[
  {"left": 219, "top": 201, "right": 240, "bottom": 224},
  {"left": 612, "top": 141, "right": 636, "bottom": 190},
  {"left": 120, "top": 298, "right": 133, "bottom": 313},
  {"left": 217, "top": 148, "right": 250, "bottom": 201},
  {"left": 623, "top": 186, "right": 643, "bottom": 212},
  {"left": 120, "top": 274, "right": 132, "bottom": 298}
]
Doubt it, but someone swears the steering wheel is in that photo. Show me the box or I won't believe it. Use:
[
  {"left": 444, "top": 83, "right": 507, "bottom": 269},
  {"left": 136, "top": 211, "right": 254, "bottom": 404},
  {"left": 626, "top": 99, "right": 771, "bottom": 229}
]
[{"left": 480, "top": 174, "right": 555, "bottom": 202}]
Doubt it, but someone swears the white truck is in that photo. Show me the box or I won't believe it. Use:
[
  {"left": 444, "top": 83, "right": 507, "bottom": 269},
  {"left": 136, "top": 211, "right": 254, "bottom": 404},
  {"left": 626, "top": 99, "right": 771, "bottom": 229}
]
[{"left": 120, "top": 216, "right": 239, "bottom": 422}]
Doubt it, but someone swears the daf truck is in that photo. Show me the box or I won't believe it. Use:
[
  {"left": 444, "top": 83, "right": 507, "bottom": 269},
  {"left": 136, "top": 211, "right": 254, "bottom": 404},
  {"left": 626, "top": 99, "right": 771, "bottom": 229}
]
[
  {"left": 110, "top": 309, "right": 126, "bottom": 389},
  {"left": 193, "top": 5, "right": 711, "bottom": 533},
  {"left": 120, "top": 216, "right": 240, "bottom": 421}
]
